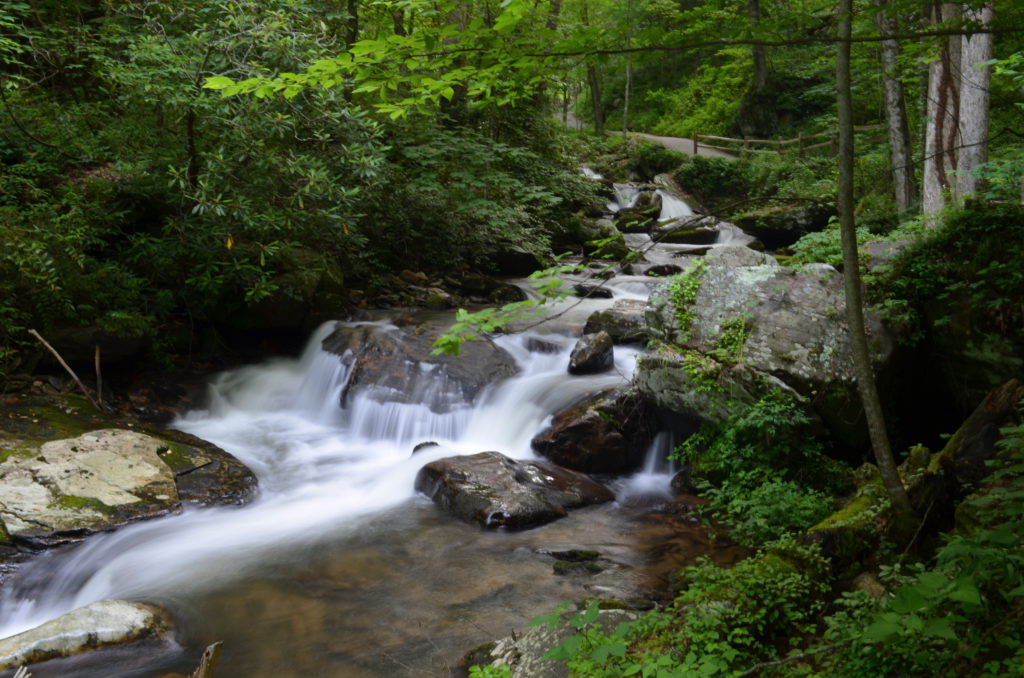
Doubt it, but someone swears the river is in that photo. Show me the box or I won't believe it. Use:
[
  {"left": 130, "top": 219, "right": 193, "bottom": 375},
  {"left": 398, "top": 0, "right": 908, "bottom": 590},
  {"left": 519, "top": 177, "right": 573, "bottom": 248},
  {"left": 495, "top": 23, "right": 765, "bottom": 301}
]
[{"left": 0, "top": 184, "right": 742, "bottom": 678}]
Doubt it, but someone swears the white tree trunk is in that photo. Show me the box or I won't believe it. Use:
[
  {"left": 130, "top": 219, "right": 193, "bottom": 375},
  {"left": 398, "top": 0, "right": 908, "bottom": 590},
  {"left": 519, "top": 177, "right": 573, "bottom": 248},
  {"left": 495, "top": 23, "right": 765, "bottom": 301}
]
[
  {"left": 922, "top": 2, "right": 961, "bottom": 215},
  {"left": 955, "top": 4, "right": 994, "bottom": 199},
  {"left": 874, "top": 0, "right": 916, "bottom": 213}
]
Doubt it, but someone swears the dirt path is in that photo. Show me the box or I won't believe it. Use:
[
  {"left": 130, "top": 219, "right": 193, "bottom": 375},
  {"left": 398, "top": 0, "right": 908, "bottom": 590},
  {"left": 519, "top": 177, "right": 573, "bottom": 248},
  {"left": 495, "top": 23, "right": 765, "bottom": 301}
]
[{"left": 563, "top": 113, "right": 732, "bottom": 158}]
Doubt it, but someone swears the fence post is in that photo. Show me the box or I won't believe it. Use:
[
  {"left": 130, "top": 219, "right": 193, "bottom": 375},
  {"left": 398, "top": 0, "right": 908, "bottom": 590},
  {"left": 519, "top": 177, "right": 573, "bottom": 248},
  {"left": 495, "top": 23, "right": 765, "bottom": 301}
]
[
  {"left": 743, "top": 136, "right": 750, "bottom": 158},
  {"left": 798, "top": 132, "right": 804, "bottom": 158},
  {"left": 692, "top": 135, "right": 699, "bottom": 155},
  {"left": 831, "top": 133, "right": 838, "bottom": 156}
]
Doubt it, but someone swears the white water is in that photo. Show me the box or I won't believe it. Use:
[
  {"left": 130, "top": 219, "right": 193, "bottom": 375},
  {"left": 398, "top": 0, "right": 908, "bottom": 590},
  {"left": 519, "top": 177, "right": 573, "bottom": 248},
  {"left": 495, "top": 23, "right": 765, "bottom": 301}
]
[
  {"left": 0, "top": 323, "right": 651, "bottom": 647},
  {"left": 656, "top": 189, "right": 694, "bottom": 220}
]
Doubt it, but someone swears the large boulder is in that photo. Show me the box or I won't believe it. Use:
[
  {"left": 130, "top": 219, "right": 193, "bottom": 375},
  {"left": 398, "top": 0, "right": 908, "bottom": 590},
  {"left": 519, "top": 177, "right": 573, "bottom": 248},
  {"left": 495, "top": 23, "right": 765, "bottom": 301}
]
[
  {"left": 531, "top": 387, "right": 655, "bottom": 474},
  {"left": 639, "top": 246, "right": 894, "bottom": 456},
  {"left": 583, "top": 299, "right": 647, "bottom": 344},
  {"left": 414, "top": 452, "right": 615, "bottom": 530},
  {"left": 322, "top": 322, "right": 518, "bottom": 413},
  {"left": 732, "top": 202, "right": 836, "bottom": 250},
  {"left": 0, "top": 428, "right": 253, "bottom": 548},
  {"left": 0, "top": 600, "right": 172, "bottom": 669}
]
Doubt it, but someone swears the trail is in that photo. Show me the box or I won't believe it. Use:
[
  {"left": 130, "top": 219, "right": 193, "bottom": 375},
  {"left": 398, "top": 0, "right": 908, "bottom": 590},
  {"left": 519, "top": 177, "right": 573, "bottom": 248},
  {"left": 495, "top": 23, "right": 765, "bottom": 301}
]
[{"left": 563, "top": 113, "right": 733, "bottom": 158}]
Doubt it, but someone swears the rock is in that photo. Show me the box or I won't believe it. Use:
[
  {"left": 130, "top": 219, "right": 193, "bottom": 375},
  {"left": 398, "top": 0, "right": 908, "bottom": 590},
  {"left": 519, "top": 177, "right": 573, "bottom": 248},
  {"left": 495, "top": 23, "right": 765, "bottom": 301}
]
[
  {"left": 532, "top": 387, "right": 654, "bottom": 474},
  {"left": 486, "top": 607, "right": 639, "bottom": 678},
  {"left": 733, "top": 202, "right": 836, "bottom": 250},
  {"left": 568, "top": 332, "right": 614, "bottom": 375},
  {"left": 491, "top": 245, "right": 543, "bottom": 276},
  {"left": 414, "top": 452, "right": 614, "bottom": 530},
  {"left": 572, "top": 283, "right": 613, "bottom": 299},
  {"left": 0, "top": 600, "right": 172, "bottom": 669},
  {"left": 640, "top": 246, "right": 894, "bottom": 456},
  {"left": 808, "top": 381, "right": 1024, "bottom": 573},
  {"left": 0, "top": 424, "right": 255, "bottom": 549},
  {"left": 0, "top": 429, "right": 179, "bottom": 546},
  {"left": 583, "top": 299, "right": 647, "bottom": 344},
  {"left": 584, "top": 221, "right": 631, "bottom": 260},
  {"left": 147, "top": 428, "right": 256, "bottom": 507},
  {"left": 654, "top": 215, "right": 729, "bottom": 245},
  {"left": 644, "top": 264, "right": 684, "bottom": 277},
  {"left": 322, "top": 322, "right": 518, "bottom": 413}
]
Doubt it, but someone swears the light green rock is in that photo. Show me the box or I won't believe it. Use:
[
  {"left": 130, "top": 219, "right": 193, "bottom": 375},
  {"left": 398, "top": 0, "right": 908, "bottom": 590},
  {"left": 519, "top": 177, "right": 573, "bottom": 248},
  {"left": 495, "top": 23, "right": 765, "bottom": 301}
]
[
  {"left": 0, "top": 599, "right": 172, "bottom": 669},
  {"left": 0, "top": 429, "right": 180, "bottom": 542}
]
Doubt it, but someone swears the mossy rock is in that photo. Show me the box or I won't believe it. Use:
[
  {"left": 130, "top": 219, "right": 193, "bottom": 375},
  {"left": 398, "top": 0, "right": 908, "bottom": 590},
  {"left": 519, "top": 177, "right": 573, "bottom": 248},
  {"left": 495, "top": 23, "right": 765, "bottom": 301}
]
[{"left": 803, "top": 464, "right": 886, "bottom": 573}]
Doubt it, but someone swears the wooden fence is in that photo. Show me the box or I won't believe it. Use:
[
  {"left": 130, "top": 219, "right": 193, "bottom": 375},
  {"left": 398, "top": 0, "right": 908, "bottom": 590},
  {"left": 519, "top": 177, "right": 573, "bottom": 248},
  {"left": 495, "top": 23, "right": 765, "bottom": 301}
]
[{"left": 694, "top": 124, "right": 885, "bottom": 158}]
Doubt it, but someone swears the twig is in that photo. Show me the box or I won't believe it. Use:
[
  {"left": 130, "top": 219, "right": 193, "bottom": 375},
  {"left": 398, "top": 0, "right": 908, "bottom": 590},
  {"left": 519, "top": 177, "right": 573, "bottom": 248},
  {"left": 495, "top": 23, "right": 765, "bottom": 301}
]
[
  {"left": 94, "top": 344, "right": 105, "bottom": 411},
  {"left": 190, "top": 641, "right": 223, "bottom": 678},
  {"left": 13, "top": 666, "right": 31, "bottom": 678},
  {"left": 27, "top": 328, "right": 105, "bottom": 413},
  {"left": 733, "top": 640, "right": 852, "bottom": 677}
]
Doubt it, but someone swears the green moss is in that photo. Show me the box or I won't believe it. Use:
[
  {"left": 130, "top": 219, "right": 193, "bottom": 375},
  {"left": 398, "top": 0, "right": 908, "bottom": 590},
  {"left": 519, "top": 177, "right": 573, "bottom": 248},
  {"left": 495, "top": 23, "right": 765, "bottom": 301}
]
[
  {"left": 156, "top": 441, "right": 206, "bottom": 474},
  {"left": 554, "top": 560, "right": 604, "bottom": 575},
  {"left": 0, "top": 519, "right": 10, "bottom": 545},
  {"left": 50, "top": 494, "right": 114, "bottom": 514}
]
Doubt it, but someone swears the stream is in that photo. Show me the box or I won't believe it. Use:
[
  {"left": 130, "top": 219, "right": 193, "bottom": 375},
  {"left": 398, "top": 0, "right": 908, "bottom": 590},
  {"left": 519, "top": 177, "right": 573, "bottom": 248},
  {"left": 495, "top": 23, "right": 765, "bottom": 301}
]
[{"left": 0, "top": 182, "right": 744, "bottom": 678}]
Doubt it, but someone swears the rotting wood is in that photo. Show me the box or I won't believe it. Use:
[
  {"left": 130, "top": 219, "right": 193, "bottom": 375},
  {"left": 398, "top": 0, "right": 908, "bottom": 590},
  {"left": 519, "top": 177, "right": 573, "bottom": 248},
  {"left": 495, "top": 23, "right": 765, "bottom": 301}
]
[{"left": 190, "top": 641, "right": 224, "bottom": 678}]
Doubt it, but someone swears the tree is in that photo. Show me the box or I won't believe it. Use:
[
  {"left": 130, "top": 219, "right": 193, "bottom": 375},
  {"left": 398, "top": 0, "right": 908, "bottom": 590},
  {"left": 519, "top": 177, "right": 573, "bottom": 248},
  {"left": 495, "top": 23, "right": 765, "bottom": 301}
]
[
  {"left": 955, "top": 4, "right": 995, "bottom": 199},
  {"left": 874, "top": 0, "right": 917, "bottom": 213},
  {"left": 923, "top": 2, "right": 962, "bottom": 215},
  {"left": 837, "top": 0, "right": 916, "bottom": 526}
]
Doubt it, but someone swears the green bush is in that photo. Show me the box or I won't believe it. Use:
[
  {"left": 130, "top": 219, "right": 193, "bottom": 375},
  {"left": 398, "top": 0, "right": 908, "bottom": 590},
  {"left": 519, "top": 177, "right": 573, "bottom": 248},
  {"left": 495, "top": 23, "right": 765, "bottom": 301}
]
[
  {"left": 538, "top": 541, "right": 830, "bottom": 678},
  {"left": 673, "top": 391, "right": 846, "bottom": 546}
]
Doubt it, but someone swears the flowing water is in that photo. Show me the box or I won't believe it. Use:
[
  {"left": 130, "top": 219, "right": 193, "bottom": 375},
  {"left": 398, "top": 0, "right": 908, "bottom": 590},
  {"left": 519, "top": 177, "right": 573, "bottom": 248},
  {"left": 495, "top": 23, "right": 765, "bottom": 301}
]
[{"left": 0, "top": 188, "right": 745, "bottom": 678}]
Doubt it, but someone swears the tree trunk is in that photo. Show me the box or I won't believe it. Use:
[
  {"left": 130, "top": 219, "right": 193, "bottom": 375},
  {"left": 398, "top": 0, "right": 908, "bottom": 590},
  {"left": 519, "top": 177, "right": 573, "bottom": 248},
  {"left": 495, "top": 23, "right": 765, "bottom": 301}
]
[
  {"left": 587, "top": 64, "right": 604, "bottom": 136},
  {"left": 748, "top": 0, "right": 768, "bottom": 93},
  {"left": 873, "top": 0, "right": 916, "bottom": 213},
  {"left": 623, "top": 60, "right": 631, "bottom": 132},
  {"left": 345, "top": 0, "right": 359, "bottom": 48},
  {"left": 837, "top": 0, "right": 916, "bottom": 528},
  {"left": 922, "top": 1, "right": 960, "bottom": 215},
  {"left": 955, "top": 4, "right": 993, "bottom": 199}
]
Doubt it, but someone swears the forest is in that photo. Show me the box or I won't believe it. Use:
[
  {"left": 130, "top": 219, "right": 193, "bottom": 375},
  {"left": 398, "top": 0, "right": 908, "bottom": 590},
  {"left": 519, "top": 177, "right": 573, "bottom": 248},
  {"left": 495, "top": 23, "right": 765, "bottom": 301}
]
[{"left": 1, "top": 0, "right": 1024, "bottom": 676}]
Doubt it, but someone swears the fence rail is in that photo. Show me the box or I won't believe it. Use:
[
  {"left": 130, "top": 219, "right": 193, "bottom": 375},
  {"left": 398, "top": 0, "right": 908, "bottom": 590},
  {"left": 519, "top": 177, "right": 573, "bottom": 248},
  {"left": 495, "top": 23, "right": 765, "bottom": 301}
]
[{"left": 694, "top": 124, "right": 885, "bottom": 157}]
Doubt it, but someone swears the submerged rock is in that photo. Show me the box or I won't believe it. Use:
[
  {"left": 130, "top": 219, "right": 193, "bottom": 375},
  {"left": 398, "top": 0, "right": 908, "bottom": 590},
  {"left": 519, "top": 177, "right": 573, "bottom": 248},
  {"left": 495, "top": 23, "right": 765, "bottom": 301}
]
[
  {"left": 322, "top": 322, "right": 518, "bottom": 413},
  {"left": 0, "top": 599, "right": 172, "bottom": 669},
  {"left": 532, "top": 387, "right": 654, "bottom": 474},
  {"left": 414, "top": 452, "right": 614, "bottom": 530}
]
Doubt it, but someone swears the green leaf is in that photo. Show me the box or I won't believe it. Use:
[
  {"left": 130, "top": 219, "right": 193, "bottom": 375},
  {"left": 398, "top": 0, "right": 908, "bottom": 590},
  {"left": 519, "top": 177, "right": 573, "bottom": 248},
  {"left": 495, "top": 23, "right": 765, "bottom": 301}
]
[
  {"left": 863, "top": 619, "right": 901, "bottom": 642},
  {"left": 203, "top": 75, "right": 235, "bottom": 90}
]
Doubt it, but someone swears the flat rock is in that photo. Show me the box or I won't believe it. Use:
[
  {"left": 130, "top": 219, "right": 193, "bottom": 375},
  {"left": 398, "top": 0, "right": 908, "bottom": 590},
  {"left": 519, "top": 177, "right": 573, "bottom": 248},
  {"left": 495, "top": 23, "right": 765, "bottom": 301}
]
[
  {"left": 0, "top": 599, "right": 172, "bottom": 669},
  {"left": 415, "top": 452, "right": 614, "bottom": 530},
  {"left": 0, "top": 429, "right": 180, "bottom": 545}
]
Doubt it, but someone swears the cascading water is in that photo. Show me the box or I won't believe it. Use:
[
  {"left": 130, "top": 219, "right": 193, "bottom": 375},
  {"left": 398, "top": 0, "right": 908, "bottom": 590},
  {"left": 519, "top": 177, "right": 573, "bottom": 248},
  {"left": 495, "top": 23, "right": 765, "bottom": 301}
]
[{"left": 0, "top": 313, "right": 704, "bottom": 678}]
